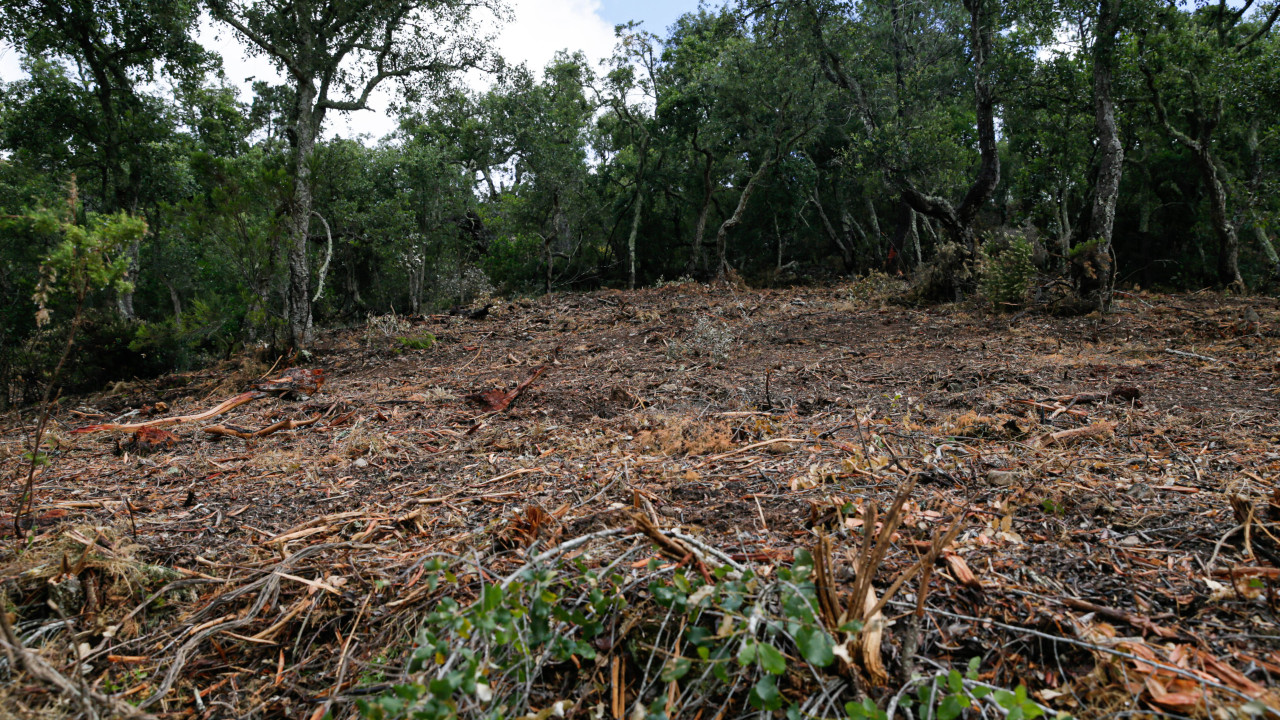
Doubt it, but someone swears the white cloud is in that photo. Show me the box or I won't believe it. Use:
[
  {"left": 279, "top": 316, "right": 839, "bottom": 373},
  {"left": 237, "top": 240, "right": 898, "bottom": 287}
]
[
  {"left": 498, "top": 0, "right": 617, "bottom": 74},
  {"left": 1, "top": 0, "right": 619, "bottom": 142},
  {"left": 1, "top": 43, "right": 23, "bottom": 83}
]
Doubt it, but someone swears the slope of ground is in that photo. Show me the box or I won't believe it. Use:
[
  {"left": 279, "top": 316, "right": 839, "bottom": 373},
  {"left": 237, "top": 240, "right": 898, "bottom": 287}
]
[{"left": 2, "top": 281, "right": 1279, "bottom": 719}]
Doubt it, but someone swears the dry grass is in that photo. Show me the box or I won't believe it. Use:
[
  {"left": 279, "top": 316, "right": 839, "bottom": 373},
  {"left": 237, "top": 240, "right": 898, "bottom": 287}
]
[
  {"left": 943, "top": 411, "right": 1026, "bottom": 439},
  {"left": 633, "top": 415, "right": 733, "bottom": 456}
]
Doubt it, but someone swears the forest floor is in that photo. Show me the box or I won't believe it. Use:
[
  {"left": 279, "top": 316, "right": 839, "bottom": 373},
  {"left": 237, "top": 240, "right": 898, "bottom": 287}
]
[{"left": 3, "top": 279, "right": 1280, "bottom": 720}]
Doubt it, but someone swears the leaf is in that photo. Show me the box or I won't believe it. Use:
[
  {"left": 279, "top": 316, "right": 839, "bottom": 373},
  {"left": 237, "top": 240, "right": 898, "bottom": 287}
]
[
  {"left": 738, "top": 639, "right": 757, "bottom": 666},
  {"left": 795, "top": 626, "right": 835, "bottom": 667},
  {"left": 482, "top": 584, "right": 504, "bottom": 611},
  {"left": 661, "top": 658, "right": 691, "bottom": 682},
  {"left": 758, "top": 642, "right": 787, "bottom": 675},
  {"left": 749, "top": 676, "right": 782, "bottom": 711},
  {"left": 938, "top": 693, "right": 968, "bottom": 720}
]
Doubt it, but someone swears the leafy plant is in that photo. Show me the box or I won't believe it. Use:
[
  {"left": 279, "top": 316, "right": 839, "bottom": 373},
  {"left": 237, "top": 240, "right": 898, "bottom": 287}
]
[
  {"left": 353, "top": 539, "right": 1064, "bottom": 720},
  {"left": 980, "top": 237, "right": 1036, "bottom": 309},
  {"left": 7, "top": 189, "right": 146, "bottom": 541}
]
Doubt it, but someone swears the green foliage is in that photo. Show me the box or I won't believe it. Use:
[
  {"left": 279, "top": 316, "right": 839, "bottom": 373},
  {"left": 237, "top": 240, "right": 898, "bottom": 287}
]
[
  {"left": 845, "top": 658, "right": 1067, "bottom": 720},
  {"left": 355, "top": 548, "right": 1062, "bottom": 720},
  {"left": 980, "top": 237, "right": 1036, "bottom": 309},
  {"left": 396, "top": 333, "right": 436, "bottom": 352},
  {"left": 28, "top": 208, "right": 146, "bottom": 322},
  {"left": 0, "top": 199, "right": 149, "bottom": 404},
  {"left": 1, "top": 0, "right": 1278, "bottom": 397}
]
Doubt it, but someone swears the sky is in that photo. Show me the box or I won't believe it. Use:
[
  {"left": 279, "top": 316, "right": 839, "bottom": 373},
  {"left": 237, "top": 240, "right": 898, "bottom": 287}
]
[{"left": 0, "top": 0, "right": 700, "bottom": 140}]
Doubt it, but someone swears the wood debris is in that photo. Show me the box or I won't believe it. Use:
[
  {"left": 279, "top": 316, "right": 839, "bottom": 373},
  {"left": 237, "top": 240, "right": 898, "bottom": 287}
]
[{"left": 3, "top": 287, "right": 1279, "bottom": 718}]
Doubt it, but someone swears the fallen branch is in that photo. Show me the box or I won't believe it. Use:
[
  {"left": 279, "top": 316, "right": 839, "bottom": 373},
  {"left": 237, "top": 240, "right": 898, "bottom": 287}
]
[
  {"left": 1035, "top": 421, "right": 1117, "bottom": 448},
  {"left": 203, "top": 414, "right": 322, "bottom": 440},
  {"left": 1049, "top": 386, "right": 1142, "bottom": 406},
  {"left": 72, "top": 391, "right": 266, "bottom": 434},
  {"left": 1060, "top": 596, "right": 1180, "bottom": 639},
  {"left": 255, "top": 368, "right": 326, "bottom": 397},
  {"left": 466, "top": 364, "right": 549, "bottom": 412}
]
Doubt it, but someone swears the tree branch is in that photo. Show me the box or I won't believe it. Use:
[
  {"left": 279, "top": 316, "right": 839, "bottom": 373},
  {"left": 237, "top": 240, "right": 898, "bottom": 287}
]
[
  {"left": 207, "top": 1, "right": 304, "bottom": 79},
  {"left": 1139, "top": 57, "right": 1201, "bottom": 152},
  {"left": 1235, "top": 2, "right": 1280, "bottom": 50}
]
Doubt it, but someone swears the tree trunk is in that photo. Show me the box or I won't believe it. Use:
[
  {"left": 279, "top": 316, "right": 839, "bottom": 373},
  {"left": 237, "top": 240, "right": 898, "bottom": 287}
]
[
  {"left": 774, "top": 214, "right": 785, "bottom": 271},
  {"left": 1074, "top": 0, "right": 1124, "bottom": 312},
  {"left": 1199, "top": 150, "right": 1245, "bottom": 291},
  {"left": 1245, "top": 122, "right": 1280, "bottom": 281},
  {"left": 956, "top": 0, "right": 1000, "bottom": 242},
  {"left": 864, "top": 195, "right": 882, "bottom": 250},
  {"left": 716, "top": 153, "right": 776, "bottom": 279},
  {"left": 909, "top": 209, "right": 922, "bottom": 267},
  {"left": 544, "top": 232, "right": 553, "bottom": 295},
  {"left": 627, "top": 190, "right": 643, "bottom": 290},
  {"left": 689, "top": 142, "right": 715, "bottom": 276},
  {"left": 116, "top": 240, "right": 139, "bottom": 320},
  {"left": 1056, "top": 181, "right": 1072, "bottom": 257},
  {"left": 285, "top": 82, "right": 321, "bottom": 350},
  {"left": 1254, "top": 217, "right": 1280, "bottom": 279},
  {"left": 811, "top": 188, "right": 854, "bottom": 270},
  {"left": 1141, "top": 41, "right": 1244, "bottom": 293},
  {"left": 162, "top": 278, "right": 182, "bottom": 319}
]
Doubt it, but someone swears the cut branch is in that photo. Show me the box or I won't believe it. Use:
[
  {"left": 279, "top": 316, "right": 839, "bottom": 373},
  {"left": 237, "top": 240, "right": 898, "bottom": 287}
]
[
  {"left": 203, "top": 415, "right": 323, "bottom": 440},
  {"left": 72, "top": 392, "right": 266, "bottom": 434}
]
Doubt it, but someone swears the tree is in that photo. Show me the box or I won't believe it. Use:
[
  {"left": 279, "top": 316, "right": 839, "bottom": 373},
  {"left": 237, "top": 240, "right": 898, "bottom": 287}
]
[
  {"left": 784, "top": 0, "right": 1031, "bottom": 299},
  {"left": 601, "top": 24, "right": 665, "bottom": 289},
  {"left": 1138, "top": 1, "right": 1280, "bottom": 292},
  {"left": 1070, "top": 0, "right": 1127, "bottom": 312},
  {"left": 484, "top": 55, "right": 600, "bottom": 294},
  {"left": 207, "top": 0, "right": 502, "bottom": 349},
  {"left": 0, "top": 0, "right": 211, "bottom": 318}
]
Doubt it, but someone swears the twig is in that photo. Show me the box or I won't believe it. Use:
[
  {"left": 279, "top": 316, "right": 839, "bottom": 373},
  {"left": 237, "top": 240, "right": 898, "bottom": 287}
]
[
  {"left": 323, "top": 593, "right": 372, "bottom": 718},
  {"left": 1165, "top": 348, "right": 1220, "bottom": 363},
  {"left": 14, "top": 289, "right": 87, "bottom": 541},
  {"left": 1, "top": 591, "right": 157, "bottom": 719}
]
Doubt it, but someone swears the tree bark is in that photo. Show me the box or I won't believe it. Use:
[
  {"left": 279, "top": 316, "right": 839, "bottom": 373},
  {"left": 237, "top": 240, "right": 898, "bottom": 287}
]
[
  {"left": 1074, "top": 0, "right": 1124, "bottom": 312},
  {"left": 811, "top": 188, "right": 854, "bottom": 270},
  {"left": 716, "top": 153, "right": 776, "bottom": 279},
  {"left": 627, "top": 190, "right": 643, "bottom": 290},
  {"left": 162, "top": 278, "right": 182, "bottom": 319},
  {"left": 1198, "top": 150, "right": 1244, "bottom": 290},
  {"left": 689, "top": 134, "right": 716, "bottom": 276},
  {"left": 286, "top": 82, "right": 321, "bottom": 350}
]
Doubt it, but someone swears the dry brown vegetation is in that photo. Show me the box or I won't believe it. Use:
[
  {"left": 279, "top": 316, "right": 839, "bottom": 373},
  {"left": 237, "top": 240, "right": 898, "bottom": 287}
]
[{"left": 2, "top": 281, "right": 1280, "bottom": 719}]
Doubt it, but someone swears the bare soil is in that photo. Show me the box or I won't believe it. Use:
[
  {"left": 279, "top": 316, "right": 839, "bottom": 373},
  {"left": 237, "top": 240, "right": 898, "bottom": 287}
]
[{"left": 3, "top": 280, "right": 1280, "bottom": 719}]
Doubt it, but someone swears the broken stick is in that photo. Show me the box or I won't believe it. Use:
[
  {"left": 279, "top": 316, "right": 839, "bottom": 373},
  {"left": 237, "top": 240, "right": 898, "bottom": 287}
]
[
  {"left": 72, "top": 391, "right": 266, "bottom": 434},
  {"left": 203, "top": 415, "right": 323, "bottom": 440}
]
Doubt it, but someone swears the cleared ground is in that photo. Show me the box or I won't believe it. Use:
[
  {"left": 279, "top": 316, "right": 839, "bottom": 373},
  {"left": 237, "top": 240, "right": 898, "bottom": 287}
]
[{"left": 3, "top": 280, "right": 1279, "bottom": 719}]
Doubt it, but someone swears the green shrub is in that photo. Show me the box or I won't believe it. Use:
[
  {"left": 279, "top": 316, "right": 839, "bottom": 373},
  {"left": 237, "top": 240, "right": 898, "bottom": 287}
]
[
  {"left": 355, "top": 546, "right": 1062, "bottom": 720},
  {"left": 980, "top": 237, "right": 1036, "bottom": 309},
  {"left": 396, "top": 332, "right": 436, "bottom": 352}
]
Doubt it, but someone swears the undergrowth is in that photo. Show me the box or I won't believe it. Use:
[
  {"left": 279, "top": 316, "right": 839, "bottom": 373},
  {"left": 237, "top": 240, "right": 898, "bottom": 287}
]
[{"left": 357, "top": 547, "right": 1060, "bottom": 720}]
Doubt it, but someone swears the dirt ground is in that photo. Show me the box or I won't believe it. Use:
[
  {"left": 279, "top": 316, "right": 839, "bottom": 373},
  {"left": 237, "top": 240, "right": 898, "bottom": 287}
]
[{"left": 3, "top": 280, "right": 1280, "bottom": 719}]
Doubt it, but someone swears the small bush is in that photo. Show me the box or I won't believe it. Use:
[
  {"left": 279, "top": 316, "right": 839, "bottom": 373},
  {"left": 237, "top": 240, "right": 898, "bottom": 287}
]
[
  {"left": 980, "top": 236, "right": 1036, "bottom": 309},
  {"left": 354, "top": 546, "right": 1060, "bottom": 720}
]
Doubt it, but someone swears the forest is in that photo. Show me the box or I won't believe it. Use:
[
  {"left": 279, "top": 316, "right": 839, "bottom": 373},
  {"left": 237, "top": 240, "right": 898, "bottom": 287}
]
[
  {"left": 1, "top": 0, "right": 1278, "bottom": 402},
  {"left": 3, "top": 1, "right": 1280, "bottom": 719}
]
